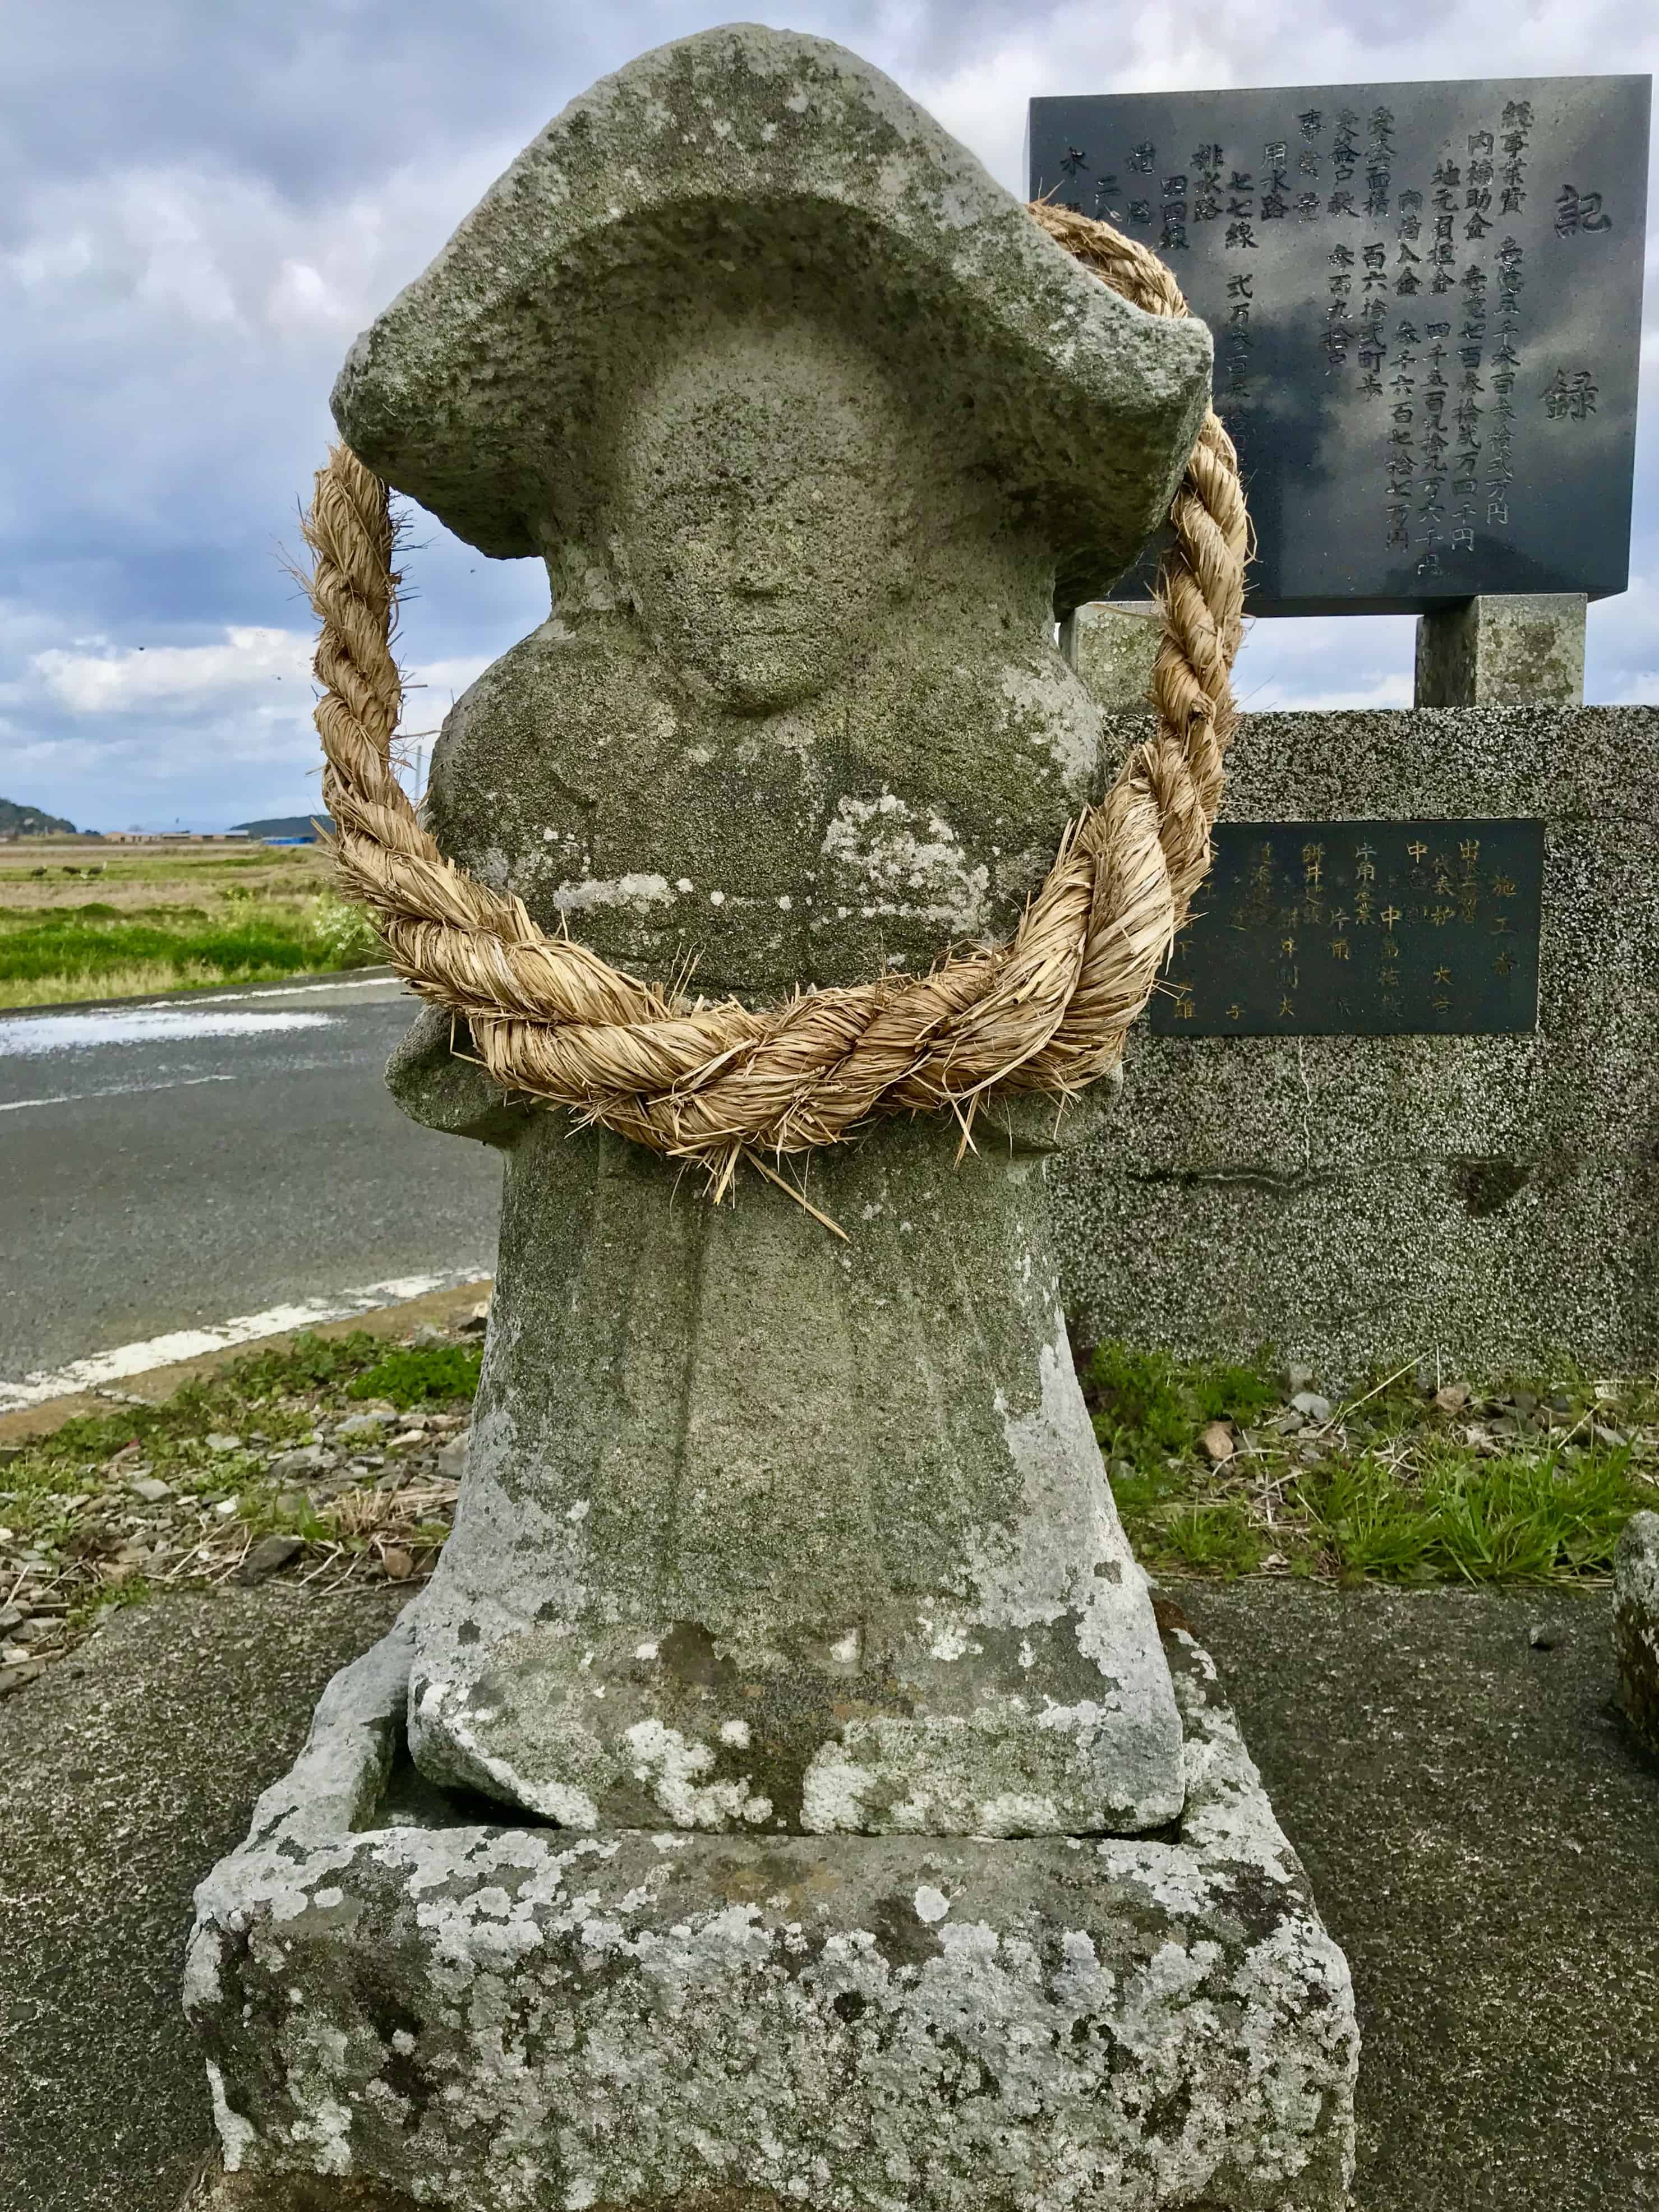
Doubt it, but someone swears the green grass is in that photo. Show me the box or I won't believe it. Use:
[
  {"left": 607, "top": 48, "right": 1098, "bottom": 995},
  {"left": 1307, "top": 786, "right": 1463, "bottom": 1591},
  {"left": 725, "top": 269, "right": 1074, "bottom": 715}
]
[
  {"left": 1150, "top": 1500, "right": 1268, "bottom": 1577},
  {"left": 0, "top": 892, "right": 380, "bottom": 1000},
  {"left": 1085, "top": 1340, "right": 1283, "bottom": 1460},
  {"left": 1294, "top": 1447, "right": 1638, "bottom": 1584},
  {"left": 1079, "top": 1338, "right": 1658, "bottom": 1585},
  {"left": 0, "top": 841, "right": 382, "bottom": 1005},
  {"left": 346, "top": 1344, "right": 483, "bottom": 1407},
  {"left": 1082, "top": 1342, "right": 1281, "bottom": 1573},
  {"left": 0, "top": 912, "right": 319, "bottom": 982}
]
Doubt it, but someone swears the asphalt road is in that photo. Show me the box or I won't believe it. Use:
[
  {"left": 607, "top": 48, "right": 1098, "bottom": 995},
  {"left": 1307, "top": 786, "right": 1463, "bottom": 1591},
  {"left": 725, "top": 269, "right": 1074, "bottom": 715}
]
[{"left": 0, "top": 973, "right": 503, "bottom": 1397}]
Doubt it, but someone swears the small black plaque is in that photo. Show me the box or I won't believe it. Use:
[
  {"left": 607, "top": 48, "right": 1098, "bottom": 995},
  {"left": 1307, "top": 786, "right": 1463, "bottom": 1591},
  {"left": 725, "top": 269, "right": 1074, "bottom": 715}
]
[
  {"left": 1149, "top": 819, "right": 1543, "bottom": 1036},
  {"left": 1027, "top": 76, "right": 1650, "bottom": 613}
]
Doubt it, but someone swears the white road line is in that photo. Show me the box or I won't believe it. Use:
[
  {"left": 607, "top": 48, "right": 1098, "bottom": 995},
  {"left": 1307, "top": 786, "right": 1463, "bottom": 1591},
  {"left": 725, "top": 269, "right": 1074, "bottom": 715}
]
[
  {"left": 0, "top": 1269, "right": 490, "bottom": 1412},
  {"left": 0, "top": 1050, "right": 357, "bottom": 1112},
  {"left": 0, "top": 1047, "right": 363, "bottom": 1111},
  {"left": 1, "top": 973, "right": 400, "bottom": 1023},
  {"left": 0, "top": 1008, "right": 340, "bottom": 1057},
  {"left": 124, "top": 974, "right": 402, "bottom": 1009},
  {"left": 0, "top": 1072, "right": 243, "bottom": 1114}
]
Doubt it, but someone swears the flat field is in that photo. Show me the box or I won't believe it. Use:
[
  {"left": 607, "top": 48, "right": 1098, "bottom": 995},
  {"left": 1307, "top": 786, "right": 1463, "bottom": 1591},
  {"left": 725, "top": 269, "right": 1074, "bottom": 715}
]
[{"left": 0, "top": 838, "right": 380, "bottom": 1008}]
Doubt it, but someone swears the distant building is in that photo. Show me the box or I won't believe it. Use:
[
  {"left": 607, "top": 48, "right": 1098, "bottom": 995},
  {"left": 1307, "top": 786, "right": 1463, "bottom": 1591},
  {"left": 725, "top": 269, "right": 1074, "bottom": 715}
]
[{"left": 230, "top": 814, "right": 334, "bottom": 843}]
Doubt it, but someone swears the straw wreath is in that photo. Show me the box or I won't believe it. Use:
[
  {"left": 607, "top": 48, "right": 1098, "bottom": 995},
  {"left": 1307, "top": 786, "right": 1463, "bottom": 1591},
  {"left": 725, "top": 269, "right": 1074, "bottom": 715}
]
[{"left": 302, "top": 205, "right": 1249, "bottom": 1204}]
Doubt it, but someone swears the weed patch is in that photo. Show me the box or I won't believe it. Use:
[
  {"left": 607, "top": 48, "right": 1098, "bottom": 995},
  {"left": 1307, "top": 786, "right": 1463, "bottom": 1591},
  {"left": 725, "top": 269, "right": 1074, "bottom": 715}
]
[
  {"left": 0, "top": 1326, "right": 484, "bottom": 1697},
  {"left": 1081, "top": 1338, "right": 1658, "bottom": 1585},
  {"left": 346, "top": 1344, "right": 484, "bottom": 1407}
]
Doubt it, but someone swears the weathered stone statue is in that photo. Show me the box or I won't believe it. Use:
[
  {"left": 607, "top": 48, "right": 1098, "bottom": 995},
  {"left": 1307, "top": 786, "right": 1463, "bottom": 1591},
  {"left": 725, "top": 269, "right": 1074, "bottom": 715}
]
[{"left": 187, "top": 28, "right": 1357, "bottom": 2209}]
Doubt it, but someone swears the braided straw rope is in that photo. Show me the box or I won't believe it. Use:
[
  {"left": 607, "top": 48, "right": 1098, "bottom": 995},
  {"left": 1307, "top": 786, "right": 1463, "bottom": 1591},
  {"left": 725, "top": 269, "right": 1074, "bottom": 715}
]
[{"left": 304, "top": 206, "right": 1249, "bottom": 1200}]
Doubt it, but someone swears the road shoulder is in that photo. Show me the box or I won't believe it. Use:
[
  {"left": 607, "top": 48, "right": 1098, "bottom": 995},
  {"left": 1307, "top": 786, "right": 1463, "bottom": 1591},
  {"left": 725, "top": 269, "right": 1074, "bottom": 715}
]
[{"left": 0, "top": 1280, "right": 490, "bottom": 1446}]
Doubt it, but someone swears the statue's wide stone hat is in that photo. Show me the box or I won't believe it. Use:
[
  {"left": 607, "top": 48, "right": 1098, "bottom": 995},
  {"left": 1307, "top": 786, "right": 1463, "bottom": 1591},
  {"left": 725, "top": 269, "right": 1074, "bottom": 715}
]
[{"left": 332, "top": 22, "right": 1210, "bottom": 611}]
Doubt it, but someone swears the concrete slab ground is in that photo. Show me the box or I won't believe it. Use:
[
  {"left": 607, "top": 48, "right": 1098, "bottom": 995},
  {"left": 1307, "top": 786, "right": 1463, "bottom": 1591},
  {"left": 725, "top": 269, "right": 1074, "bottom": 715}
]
[
  {"left": 0, "top": 1588, "right": 408, "bottom": 2212},
  {"left": 1, "top": 1582, "right": 1653, "bottom": 2212},
  {"left": 1180, "top": 1586, "right": 1659, "bottom": 2212}
]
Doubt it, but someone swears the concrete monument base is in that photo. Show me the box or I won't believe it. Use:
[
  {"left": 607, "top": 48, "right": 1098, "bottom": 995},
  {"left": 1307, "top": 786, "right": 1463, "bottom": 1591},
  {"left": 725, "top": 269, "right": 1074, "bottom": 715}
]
[
  {"left": 185, "top": 1610, "right": 1357, "bottom": 2212},
  {"left": 1050, "top": 704, "right": 1659, "bottom": 1383}
]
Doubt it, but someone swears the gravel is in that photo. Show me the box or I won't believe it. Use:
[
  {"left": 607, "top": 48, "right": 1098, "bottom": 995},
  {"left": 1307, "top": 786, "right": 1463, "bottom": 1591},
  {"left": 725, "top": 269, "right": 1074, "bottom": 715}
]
[
  {"left": 1290, "top": 1391, "right": 1334, "bottom": 1423},
  {"left": 0, "top": 1361, "right": 471, "bottom": 1700}
]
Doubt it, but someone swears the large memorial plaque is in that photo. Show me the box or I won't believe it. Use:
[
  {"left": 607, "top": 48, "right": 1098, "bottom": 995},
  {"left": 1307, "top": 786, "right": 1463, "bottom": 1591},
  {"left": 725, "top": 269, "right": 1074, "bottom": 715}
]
[
  {"left": 1028, "top": 78, "right": 1650, "bottom": 613},
  {"left": 1149, "top": 819, "right": 1543, "bottom": 1036}
]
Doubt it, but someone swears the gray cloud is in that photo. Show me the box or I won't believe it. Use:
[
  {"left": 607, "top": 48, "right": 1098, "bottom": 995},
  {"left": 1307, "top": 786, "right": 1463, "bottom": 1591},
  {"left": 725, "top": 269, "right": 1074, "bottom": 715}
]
[{"left": 3, "top": 1, "right": 1655, "bottom": 828}]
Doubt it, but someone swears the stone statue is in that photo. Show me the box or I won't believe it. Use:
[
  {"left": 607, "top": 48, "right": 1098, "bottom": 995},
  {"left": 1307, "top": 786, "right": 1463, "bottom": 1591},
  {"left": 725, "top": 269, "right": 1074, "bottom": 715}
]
[
  {"left": 340, "top": 17, "right": 1215, "bottom": 1845},
  {"left": 187, "top": 29, "right": 1356, "bottom": 2208}
]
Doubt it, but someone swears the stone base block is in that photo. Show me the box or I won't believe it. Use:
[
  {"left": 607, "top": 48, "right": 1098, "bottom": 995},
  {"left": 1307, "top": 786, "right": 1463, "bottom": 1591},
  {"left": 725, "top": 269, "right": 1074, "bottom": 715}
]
[
  {"left": 185, "top": 1613, "right": 1357, "bottom": 2212},
  {"left": 182, "top": 2171, "right": 421, "bottom": 2211},
  {"left": 1614, "top": 1511, "right": 1659, "bottom": 1757}
]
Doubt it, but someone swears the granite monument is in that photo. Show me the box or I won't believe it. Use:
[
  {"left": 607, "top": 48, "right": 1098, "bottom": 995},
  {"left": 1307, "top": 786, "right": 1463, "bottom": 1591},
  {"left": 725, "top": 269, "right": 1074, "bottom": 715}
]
[{"left": 1030, "top": 77, "right": 1651, "bottom": 614}]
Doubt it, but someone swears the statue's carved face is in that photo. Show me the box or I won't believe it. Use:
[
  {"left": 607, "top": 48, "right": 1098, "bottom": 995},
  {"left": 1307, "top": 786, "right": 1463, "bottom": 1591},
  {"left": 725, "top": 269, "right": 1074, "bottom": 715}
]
[{"left": 612, "top": 315, "right": 921, "bottom": 714}]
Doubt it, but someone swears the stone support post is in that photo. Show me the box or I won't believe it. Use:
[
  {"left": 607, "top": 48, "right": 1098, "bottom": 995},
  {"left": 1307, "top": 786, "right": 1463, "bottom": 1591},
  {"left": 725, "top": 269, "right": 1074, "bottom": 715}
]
[{"left": 1415, "top": 592, "right": 1587, "bottom": 706}]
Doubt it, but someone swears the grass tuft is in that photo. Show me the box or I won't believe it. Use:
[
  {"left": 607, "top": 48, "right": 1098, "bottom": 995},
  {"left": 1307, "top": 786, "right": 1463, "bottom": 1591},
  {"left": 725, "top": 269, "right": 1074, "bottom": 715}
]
[
  {"left": 1084, "top": 1341, "right": 1282, "bottom": 1464},
  {"left": 345, "top": 1345, "right": 484, "bottom": 1407},
  {"left": 1293, "top": 1446, "right": 1637, "bottom": 1584}
]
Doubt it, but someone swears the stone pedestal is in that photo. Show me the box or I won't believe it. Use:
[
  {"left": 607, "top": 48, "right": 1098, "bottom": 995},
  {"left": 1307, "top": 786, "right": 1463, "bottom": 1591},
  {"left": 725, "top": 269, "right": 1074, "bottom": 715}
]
[
  {"left": 186, "top": 1610, "right": 1357, "bottom": 2212},
  {"left": 1060, "top": 602, "right": 1162, "bottom": 710},
  {"left": 1614, "top": 1511, "right": 1659, "bottom": 1757},
  {"left": 1414, "top": 593, "right": 1586, "bottom": 707}
]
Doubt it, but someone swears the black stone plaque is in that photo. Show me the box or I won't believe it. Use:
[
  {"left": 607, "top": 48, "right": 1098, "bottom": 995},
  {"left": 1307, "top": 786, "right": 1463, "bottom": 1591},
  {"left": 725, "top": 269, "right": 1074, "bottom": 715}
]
[
  {"left": 1148, "top": 819, "right": 1543, "bottom": 1036},
  {"left": 1027, "top": 78, "right": 1649, "bottom": 613}
]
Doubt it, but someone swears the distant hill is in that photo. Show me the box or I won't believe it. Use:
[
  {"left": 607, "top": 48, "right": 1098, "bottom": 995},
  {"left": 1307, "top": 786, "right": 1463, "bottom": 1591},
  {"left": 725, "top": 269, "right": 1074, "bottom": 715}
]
[
  {"left": 0, "top": 796, "right": 77, "bottom": 835},
  {"left": 230, "top": 814, "right": 334, "bottom": 840}
]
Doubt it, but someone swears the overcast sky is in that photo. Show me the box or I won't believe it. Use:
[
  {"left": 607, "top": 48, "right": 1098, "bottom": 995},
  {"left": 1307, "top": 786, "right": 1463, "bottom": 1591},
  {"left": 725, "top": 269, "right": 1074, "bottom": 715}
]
[{"left": 3, "top": 2, "right": 1656, "bottom": 832}]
